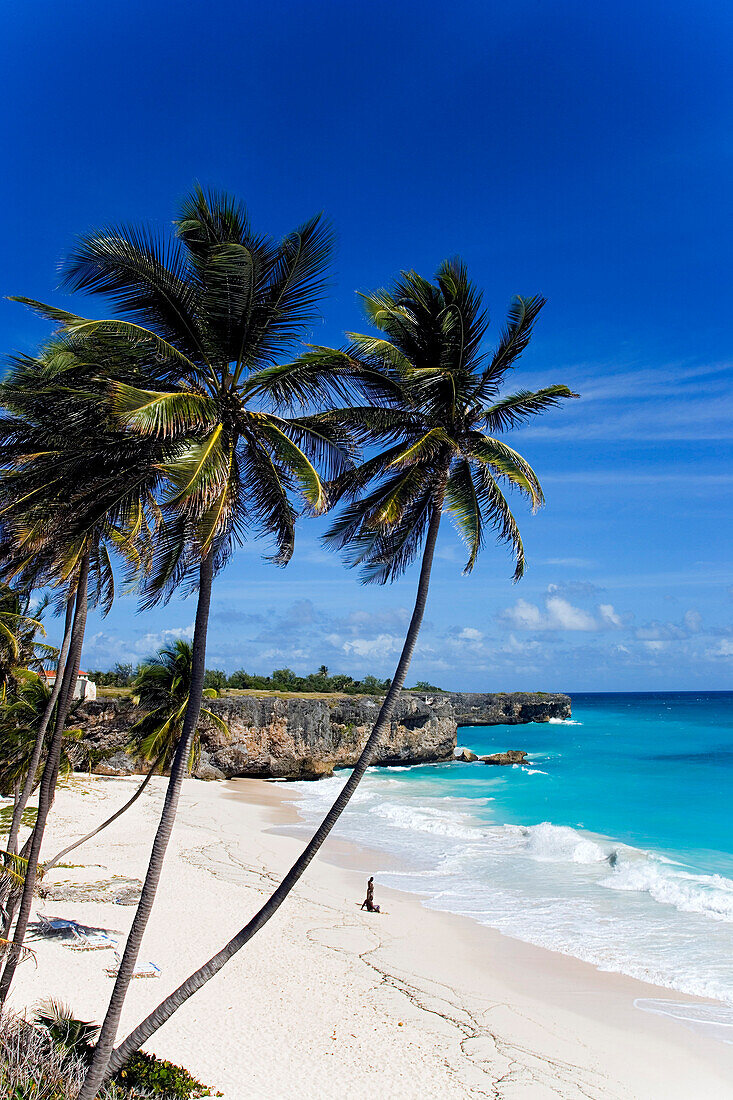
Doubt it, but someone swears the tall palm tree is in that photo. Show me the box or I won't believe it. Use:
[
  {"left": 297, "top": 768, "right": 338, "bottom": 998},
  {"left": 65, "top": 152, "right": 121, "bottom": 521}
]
[
  {"left": 97, "top": 261, "right": 577, "bottom": 1083},
  {"left": 0, "top": 342, "right": 166, "bottom": 1003},
  {"left": 44, "top": 639, "right": 227, "bottom": 872},
  {"left": 17, "top": 187, "right": 379, "bottom": 1099}
]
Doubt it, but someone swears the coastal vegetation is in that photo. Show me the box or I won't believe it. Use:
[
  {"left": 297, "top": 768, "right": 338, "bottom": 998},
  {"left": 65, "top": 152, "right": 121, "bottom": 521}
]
[
  {"left": 89, "top": 662, "right": 395, "bottom": 695},
  {"left": 0, "top": 1002, "right": 217, "bottom": 1098},
  {"left": 0, "top": 186, "right": 574, "bottom": 1096},
  {"left": 89, "top": 662, "right": 443, "bottom": 696}
]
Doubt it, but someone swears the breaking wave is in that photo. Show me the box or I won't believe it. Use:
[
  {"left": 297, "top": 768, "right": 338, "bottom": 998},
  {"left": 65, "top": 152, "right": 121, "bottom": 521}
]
[{"left": 284, "top": 769, "right": 733, "bottom": 1010}]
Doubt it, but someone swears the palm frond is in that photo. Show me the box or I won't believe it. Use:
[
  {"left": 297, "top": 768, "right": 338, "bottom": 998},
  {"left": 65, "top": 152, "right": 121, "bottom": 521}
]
[
  {"left": 109, "top": 383, "right": 218, "bottom": 438},
  {"left": 477, "top": 294, "right": 546, "bottom": 392},
  {"left": 472, "top": 464, "right": 526, "bottom": 581},
  {"left": 481, "top": 385, "right": 578, "bottom": 432},
  {"left": 60, "top": 222, "right": 208, "bottom": 364},
  {"left": 466, "top": 434, "right": 544, "bottom": 509},
  {"left": 445, "top": 460, "right": 484, "bottom": 573},
  {"left": 252, "top": 416, "right": 326, "bottom": 513}
]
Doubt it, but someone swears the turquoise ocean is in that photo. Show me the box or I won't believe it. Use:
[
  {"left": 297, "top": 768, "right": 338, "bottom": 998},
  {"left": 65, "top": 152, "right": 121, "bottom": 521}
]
[{"left": 285, "top": 692, "right": 733, "bottom": 1026}]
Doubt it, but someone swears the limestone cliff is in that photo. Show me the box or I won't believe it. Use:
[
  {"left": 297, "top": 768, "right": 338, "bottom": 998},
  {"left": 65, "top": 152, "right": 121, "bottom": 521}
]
[
  {"left": 442, "top": 691, "right": 571, "bottom": 726},
  {"left": 74, "top": 690, "right": 570, "bottom": 780}
]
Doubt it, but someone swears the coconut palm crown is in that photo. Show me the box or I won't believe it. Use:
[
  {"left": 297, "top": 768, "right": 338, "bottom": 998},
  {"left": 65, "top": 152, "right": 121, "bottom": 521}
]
[
  {"left": 128, "top": 639, "right": 227, "bottom": 771},
  {"left": 12, "top": 187, "right": 395, "bottom": 599},
  {"left": 315, "top": 260, "right": 577, "bottom": 582},
  {"left": 0, "top": 340, "right": 167, "bottom": 607}
]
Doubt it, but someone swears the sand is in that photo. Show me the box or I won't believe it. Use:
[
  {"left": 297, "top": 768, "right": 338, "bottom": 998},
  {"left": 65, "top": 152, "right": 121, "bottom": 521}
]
[{"left": 9, "top": 773, "right": 733, "bottom": 1099}]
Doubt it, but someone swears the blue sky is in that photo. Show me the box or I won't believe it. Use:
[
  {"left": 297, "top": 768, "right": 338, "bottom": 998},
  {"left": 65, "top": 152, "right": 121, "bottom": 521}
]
[{"left": 2, "top": 0, "right": 731, "bottom": 691}]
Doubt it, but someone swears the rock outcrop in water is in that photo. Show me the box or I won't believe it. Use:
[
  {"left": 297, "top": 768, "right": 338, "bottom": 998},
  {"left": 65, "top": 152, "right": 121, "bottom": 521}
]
[
  {"left": 75, "top": 690, "right": 570, "bottom": 780},
  {"left": 481, "top": 749, "right": 528, "bottom": 765}
]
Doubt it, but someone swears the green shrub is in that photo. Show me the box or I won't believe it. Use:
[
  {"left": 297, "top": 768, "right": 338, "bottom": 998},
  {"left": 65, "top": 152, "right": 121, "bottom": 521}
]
[{"left": 115, "top": 1050, "right": 217, "bottom": 1098}]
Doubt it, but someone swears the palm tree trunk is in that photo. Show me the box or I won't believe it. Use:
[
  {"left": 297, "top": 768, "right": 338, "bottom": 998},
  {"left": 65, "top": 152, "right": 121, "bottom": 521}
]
[
  {"left": 44, "top": 750, "right": 166, "bottom": 873},
  {"left": 104, "top": 498, "right": 444, "bottom": 1083},
  {"left": 1, "top": 834, "right": 33, "bottom": 941},
  {"left": 78, "top": 552, "right": 214, "bottom": 1100},
  {"left": 4, "top": 594, "right": 75, "bottom": 859},
  {"left": 0, "top": 555, "right": 90, "bottom": 1007}
]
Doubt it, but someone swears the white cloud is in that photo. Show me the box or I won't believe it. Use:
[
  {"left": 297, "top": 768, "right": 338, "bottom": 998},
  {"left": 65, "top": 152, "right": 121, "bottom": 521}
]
[
  {"left": 501, "top": 595, "right": 597, "bottom": 632},
  {"left": 82, "top": 625, "right": 195, "bottom": 667},
  {"left": 134, "top": 625, "right": 194, "bottom": 652},
  {"left": 502, "top": 634, "right": 543, "bottom": 656},
  {"left": 684, "top": 609, "right": 702, "bottom": 633},
  {"left": 542, "top": 557, "right": 596, "bottom": 568},
  {"left": 453, "top": 627, "right": 483, "bottom": 644},
  {"left": 599, "top": 604, "right": 622, "bottom": 627},
  {"left": 546, "top": 596, "right": 598, "bottom": 631},
  {"left": 707, "top": 639, "right": 733, "bottom": 659},
  {"left": 342, "top": 633, "right": 402, "bottom": 659}
]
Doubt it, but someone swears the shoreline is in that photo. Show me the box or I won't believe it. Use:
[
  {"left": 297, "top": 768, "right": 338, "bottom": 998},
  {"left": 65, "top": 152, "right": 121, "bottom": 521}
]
[{"left": 10, "top": 773, "right": 733, "bottom": 1098}]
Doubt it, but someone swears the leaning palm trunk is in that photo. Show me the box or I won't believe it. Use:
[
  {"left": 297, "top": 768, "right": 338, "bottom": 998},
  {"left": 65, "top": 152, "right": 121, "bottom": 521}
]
[
  {"left": 0, "top": 554, "right": 90, "bottom": 1006},
  {"left": 43, "top": 749, "right": 166, "bottom": 874},
  {"left": 78, "top": 554, "right": 214, "bottom": 1100},
  {"left": 4, "top": 594, "right": 75, "bottom": 859},
  {"left": 100, "top": 499, "right": 443, "bottom": 1085}
]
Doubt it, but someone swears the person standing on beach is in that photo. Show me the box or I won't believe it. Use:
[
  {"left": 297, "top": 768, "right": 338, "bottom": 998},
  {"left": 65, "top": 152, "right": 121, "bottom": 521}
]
[{"left": 361, "top": 876, "right": 380, "bottom": 912}]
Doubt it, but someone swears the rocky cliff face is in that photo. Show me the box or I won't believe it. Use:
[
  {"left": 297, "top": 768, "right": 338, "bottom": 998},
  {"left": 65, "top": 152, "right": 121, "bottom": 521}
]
[
  {"left": 443, "top": 691, "right": 571, "bottom": 726},
  {"left": 74, "top": 690, "right": 570, "bottom": 780}
]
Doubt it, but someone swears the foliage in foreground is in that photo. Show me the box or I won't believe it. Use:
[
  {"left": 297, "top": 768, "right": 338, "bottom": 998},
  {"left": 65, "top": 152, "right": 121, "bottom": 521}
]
[
  {"left": 0, "top": 1007, "right": 217, "bottom": 1099},
  {"left": 114, "top": 1050, "right": 217, "bottom": 1098}
]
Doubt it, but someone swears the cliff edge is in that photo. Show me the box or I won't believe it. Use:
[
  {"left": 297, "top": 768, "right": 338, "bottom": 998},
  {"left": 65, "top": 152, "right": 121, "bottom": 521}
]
[{"left": 75, "top": 690, "right": 571, "bottom": 780}]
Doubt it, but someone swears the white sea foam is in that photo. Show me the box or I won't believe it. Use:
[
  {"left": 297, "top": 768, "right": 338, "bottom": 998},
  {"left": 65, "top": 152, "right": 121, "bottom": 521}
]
[
  {"left": 548, "top": 717, "right": 582, "bottom": 725},
  {"left": 513, "top": 822, "right": 610, "bottom": 864},
  {"left": 284, "top": 768, "right": 733, "bottom": 1011},
  {"left": 601, "top": 860, "right": 733, "bottom": 923},
  {"left": 372, "top": 801, "right": 479, "bottom": 840}
]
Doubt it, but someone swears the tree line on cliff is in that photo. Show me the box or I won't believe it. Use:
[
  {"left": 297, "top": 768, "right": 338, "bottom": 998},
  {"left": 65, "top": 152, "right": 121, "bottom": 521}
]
[
  {"left": 88, "top": 660, "right": 444, "bottom": 695},
  {"left": 0, "top": 185, "right": 575, "bottom": 1097}
]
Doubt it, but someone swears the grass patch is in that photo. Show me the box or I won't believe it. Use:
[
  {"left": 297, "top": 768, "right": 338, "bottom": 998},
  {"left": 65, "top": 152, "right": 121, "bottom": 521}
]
[{"left": 0, "top": 805, "right": 37, "bottom": 832}]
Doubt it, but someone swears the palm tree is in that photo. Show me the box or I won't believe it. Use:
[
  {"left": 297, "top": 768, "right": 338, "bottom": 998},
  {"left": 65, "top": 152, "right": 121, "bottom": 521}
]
[
  {"left": 0, "top": 342, "right": 166, "bottom": 1004},
  {"left": 0, "top": 670, "right": 84, "bottom": 922},
  {"left": 0, "top": 584, "right": 52, "bottom": 697},
  {"left": 97, "top": 261, "right": 577, "bottom": 1082},
  {"left": 0, "top": 581, "right": 57, "bottom": 863},
  {"left": 2, "top": 593, "right": 75, "bottom": 863},
  {"left": 0, "top": 553, "right": 91, "bottom": 1004},
  {"left": 0, "top": 671, "right": 81, "bottom": 816},
  {"left": 44, "top": 639, "right": 227, "bottom": 872},
  {"left": 17, "top": 187, "right": 382, "bottom": 1099}
]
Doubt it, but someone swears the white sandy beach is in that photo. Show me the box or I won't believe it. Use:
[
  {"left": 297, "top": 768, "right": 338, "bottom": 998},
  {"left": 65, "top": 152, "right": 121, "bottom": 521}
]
[{"left": 9, "top": 773, "right": 733, "bottom": 1099}]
